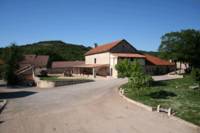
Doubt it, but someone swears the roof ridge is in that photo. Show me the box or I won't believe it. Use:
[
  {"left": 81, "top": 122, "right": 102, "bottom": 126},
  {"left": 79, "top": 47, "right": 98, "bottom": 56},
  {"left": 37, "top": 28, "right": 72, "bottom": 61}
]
[
  {"left": 98, "top": 39, "right": 123, "bottom": 47},
  {"left": 85, "top": 39, "right": 124, "bottom": 55}
]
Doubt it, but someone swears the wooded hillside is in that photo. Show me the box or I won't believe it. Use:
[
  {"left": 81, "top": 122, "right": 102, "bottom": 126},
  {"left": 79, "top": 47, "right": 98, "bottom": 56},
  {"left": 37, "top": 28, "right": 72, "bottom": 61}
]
[{"left": 0, "top": 41, "right": 91, "bottom": 63}]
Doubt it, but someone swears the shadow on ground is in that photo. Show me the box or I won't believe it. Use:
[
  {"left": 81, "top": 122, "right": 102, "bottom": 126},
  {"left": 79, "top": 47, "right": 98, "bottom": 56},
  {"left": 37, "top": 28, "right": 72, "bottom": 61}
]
[
  {"left": 149, "top": 90, "right": 177, "bottom": 99},
  {"left": 0, "top": 121, "right": 4, "bottom": 124},
  {"left": 152, "top": 81, "right": 167, "bottom": 87},
  {"left": 0, "top": 91, "right": 37, "bottom": 99}
]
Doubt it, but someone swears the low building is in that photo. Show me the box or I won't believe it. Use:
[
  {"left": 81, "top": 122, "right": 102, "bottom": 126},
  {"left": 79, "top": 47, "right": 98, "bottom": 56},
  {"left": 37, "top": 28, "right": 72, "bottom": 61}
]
[
  {"left": 84, "top": 39, "right": 145, "bottom": 77},
  {"left": 144, "top": 54, "right": 175, "bottom": 75},
  {"left": 84, "top": 39, "right": 175, "bottom": 77},
  {"left": 50, "top": 39, "right": 175, "bottom": 78},
  {"left": 16, "top": 55, "right": 49, "bottom": 83},
  {"left": 50, "top": 61, "right": 85, "bottom": 75}
]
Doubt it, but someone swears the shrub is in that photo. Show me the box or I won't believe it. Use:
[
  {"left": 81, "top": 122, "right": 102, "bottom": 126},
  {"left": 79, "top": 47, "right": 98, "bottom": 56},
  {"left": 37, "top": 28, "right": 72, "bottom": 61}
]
[
  {"left": 115, "top": 59, "right": 131, "bottom": 78},
  {"left": 116, "top": 60, "right": 153, "bottom": 94},
  {"left": 116, "top": 59, "right": 153, "bottom": 92}
]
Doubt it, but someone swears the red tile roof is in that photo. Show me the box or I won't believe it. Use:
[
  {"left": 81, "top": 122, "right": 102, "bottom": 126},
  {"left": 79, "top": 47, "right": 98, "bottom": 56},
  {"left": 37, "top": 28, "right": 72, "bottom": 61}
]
[
  {"left": 112, "top": 53, "right": 145, "bottom": 58},
  {"left": 52, "top": 61, "right": 85, "bottom": 68},
  {"left": 85, "top": 39, "right": 123, "bottom": 55},
  {"left": 20, "top": 55, "right": 49, "bottom": 67},
  {"left": 144, "top": 54, "right": 174, "bottom": 66}
]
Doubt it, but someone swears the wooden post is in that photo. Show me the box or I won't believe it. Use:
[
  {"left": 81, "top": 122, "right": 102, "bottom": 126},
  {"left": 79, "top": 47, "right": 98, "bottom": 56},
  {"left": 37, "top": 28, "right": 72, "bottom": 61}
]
[
  {"left": 157, "top": 105, "right": 160, "bottom": 112},
  {"left": 120, "top": 88, "right": 124, "bottom": 95},
  {"left": 168, "top": 108, "right": 171, "bottom": 116},
  {"left": 93, "top": 67, "right": 96, "bottom": 78},
  {"left": 122, "top": 89, "right": 124, "bottom": 95}
]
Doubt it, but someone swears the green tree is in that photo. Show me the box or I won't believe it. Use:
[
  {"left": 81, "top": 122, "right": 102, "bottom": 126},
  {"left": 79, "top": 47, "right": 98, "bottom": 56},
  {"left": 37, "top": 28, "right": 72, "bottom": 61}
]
[
  {"left": 115, "top": 59, "right": 132, "bottom": 78},
  {"left": 159, "top": 29, "right": 200, "bottom": 69},
  {"left": 128, "top": 61, "right": 152, "bottom": 90},
  {"left": 2, "top": 44, "right": 23, "bottom": 85},
  {"left": 116, "top": 60, "right": 153, "bottom": 93}
]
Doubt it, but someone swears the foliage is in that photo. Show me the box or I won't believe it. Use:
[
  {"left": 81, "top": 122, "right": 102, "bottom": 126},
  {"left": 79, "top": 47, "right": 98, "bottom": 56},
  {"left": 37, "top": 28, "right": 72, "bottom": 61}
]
[
  {"left": 116, "top": 59, "right": 153, "bottom": 93},
  {"left": 128, "top": 61, "right": 153, "bottom": 92},
  {"left": 191, "top": 68, "right": 200, "bottom": 85},
  {"left": 122, "top": 76, "right": 200, "bottom": 125},
  {"left": 139, "top": 50, "right": 160, "bottom": 57},
  {"left": 115, "top": 59, "right": 132, "bottom": 78},
  {"left": 159, "top": 29, "right": 200, "bottom": 68},
  {"left": 1, "top": 44, "right": 23, "bottom": 85},
  {"left": 0, "top": 40, "right": 91, "bottom": 67}
]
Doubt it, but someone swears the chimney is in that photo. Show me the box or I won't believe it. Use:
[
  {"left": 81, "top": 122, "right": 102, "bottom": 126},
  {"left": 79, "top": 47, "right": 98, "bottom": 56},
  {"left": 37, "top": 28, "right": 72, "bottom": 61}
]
[{"left": 94, "top": 43, "right": 98, "bottom": 48}]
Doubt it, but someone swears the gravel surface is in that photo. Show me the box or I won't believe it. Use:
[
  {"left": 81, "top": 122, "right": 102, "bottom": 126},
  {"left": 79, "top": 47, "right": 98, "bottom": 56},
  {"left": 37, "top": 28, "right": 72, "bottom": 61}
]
[{"left": 0, "top": 78, "right": 198, "bottom": 133}]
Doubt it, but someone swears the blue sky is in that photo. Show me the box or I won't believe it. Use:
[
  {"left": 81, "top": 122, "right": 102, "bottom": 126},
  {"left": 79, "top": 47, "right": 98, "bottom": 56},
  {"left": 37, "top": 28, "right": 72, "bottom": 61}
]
[{"left": 0, "top": 0, "right": 199, "bottom": 51}]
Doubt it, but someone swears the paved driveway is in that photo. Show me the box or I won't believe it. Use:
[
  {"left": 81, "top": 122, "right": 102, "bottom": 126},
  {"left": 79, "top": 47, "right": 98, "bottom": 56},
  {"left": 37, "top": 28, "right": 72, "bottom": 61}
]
[{"left": 0, "top": 78, "right": 198, "bottom": 133}]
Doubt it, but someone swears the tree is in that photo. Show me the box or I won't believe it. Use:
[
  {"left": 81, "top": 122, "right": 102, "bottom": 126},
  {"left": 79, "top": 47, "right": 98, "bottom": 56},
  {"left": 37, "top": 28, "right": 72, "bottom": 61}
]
[
  {"left": 159, "top": 29, "right": 200, "bottom": 69},
  {"left": 1, "top": 44, "right": 23, "bottom": 85},
  {"left": 128, "top": 61, "right": 152, "bottom": 90},
  {"left": 115, "top": 59, "right": 153, "bottom": 92},
  {"left": 115, "top": 59, "right": 132, "bottom": 78}
]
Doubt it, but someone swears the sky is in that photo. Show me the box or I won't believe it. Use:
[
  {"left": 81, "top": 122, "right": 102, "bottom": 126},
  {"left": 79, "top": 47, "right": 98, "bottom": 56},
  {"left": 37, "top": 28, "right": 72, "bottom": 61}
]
[{"left": 0, "top": 0, "right": 199, "bottom": 51}]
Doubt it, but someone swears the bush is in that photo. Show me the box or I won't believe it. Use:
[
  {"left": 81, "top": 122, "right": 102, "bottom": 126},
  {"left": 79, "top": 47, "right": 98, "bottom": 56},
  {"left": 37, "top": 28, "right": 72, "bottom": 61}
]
[
  {"left": 128, "top": 70, "right": 153, "bottom": 90},
  {"left": 116, "top": 60, "right": 153, "bottom": 94},
  {"left": 115, "top": 59, "right": 132, "bottom": 78}
]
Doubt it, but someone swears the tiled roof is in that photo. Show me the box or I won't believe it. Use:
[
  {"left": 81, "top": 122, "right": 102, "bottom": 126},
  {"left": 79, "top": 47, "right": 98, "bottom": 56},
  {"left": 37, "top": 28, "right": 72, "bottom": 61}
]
[
  {"left": 112, "top": 53, "right": 145, "bottom": 58},
  {"left": 52, "top": 61, "right": 85, "bottom": 68},
  {"left": 20, "top": 55, "right": 49, "bottom": 67},
  {"left": 144, "top": 54, "right": 174, "bottom": 66},
  {"left": 85, "top": 39, "right": 123, "bottom": 55}
]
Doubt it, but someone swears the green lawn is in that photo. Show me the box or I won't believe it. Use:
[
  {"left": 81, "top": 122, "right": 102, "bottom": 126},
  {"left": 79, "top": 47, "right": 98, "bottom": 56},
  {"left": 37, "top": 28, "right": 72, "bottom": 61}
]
[
  {"left": 40, "top": 76, "right": 93, "bottom": 82},
  {"left": 40, "top": 76, "right": 91, "bottom": 81},
  {"left": 40, "top": 76, "right": 59, "bottom": 81},
  {"left": 122, "top": 76, "right": 200, "bottom": 126}
]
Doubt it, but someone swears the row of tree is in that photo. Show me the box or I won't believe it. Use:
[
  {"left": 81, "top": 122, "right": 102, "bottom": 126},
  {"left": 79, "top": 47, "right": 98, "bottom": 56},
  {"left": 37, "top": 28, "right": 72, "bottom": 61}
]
[
  {"left": 159, "top": 29, "right": 200, "bottom": 84},
  {"left": 159, "top": 29, "right": 200, "bottom": 69}
]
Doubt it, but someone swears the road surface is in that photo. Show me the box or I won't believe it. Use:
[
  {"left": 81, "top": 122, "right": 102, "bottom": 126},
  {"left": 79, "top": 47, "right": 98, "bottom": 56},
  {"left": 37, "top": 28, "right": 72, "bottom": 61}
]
[{"left": 0, "top": 78, "right": 199, "bottom": 133}]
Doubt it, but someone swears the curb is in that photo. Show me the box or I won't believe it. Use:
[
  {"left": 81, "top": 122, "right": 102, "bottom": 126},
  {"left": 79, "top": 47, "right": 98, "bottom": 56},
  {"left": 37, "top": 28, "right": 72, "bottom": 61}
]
[
  {"left": 118, "top": 88, "right": 152, "bottom": 111},
  {"left": 118, "top": 88, "right": 200, "bottom": 131},
  {"left": 170, "top": 115, "right": 200, "bottom": 131},
  {"left": 0, "top": 99, "right": 7, "bottom": 114}
]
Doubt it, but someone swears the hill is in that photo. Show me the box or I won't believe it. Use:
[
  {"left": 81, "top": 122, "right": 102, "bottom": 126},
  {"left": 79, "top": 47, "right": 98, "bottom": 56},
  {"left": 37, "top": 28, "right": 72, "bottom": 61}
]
[
  {"left": 0, "top": 41, "right": 161, "bottom": 63},
  {"left": 139, "top": 50, "right": 160, "bottom": 57},
  {"left": 0, "top": 40, "right": 91, "bottom": 63}
]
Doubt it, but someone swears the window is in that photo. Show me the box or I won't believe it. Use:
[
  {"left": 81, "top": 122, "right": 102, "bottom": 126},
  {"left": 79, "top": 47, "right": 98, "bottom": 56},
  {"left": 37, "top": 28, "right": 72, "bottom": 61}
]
[{"left": 94, "top": 58, "right": 96, "bottom": 64}]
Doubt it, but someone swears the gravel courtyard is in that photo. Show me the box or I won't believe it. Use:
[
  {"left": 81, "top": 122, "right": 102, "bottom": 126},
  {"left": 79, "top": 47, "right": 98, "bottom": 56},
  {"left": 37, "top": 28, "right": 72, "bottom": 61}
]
[{"left": 0, "top": 78, "right": 199, "bottom": 133}]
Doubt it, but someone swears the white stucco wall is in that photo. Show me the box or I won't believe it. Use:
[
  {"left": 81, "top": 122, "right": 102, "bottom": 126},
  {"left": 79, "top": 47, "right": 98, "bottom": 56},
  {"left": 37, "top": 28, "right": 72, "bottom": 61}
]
[
  {"left": 85, "top": 52, "right": 146, "bottom": 78},
  {"left": 110, "top": 54, "right": 118, "bottom": 78},
  {"left": 110, "top": 54, "right": 146, "bottom": 78},
  {"left": 85, "top": 52, "right": 110, "bottom": 64}
]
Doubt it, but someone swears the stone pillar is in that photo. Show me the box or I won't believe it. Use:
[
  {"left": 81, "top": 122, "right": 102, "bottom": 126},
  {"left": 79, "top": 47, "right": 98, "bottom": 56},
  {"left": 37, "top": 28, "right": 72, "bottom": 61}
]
[{"left": 93, "top": 67, "right": 96, "bottom": 78}]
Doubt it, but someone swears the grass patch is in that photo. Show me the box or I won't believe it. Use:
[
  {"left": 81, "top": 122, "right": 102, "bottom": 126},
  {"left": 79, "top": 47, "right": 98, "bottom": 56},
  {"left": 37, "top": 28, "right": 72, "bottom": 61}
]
[
  {"left": 122, "top": 75, "right": 200, "bottom": 126},
  {"left": 40, "top": 76, "right": 59, "bottom": 81}
]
